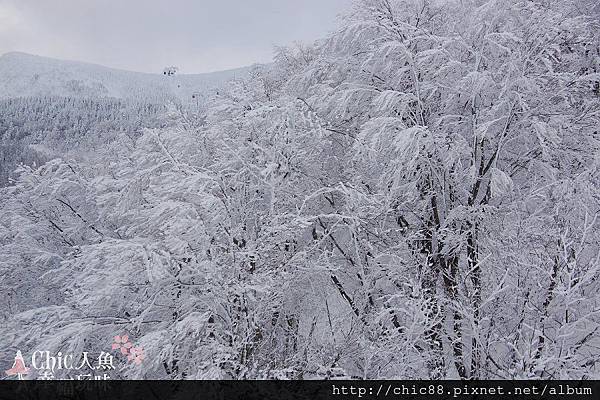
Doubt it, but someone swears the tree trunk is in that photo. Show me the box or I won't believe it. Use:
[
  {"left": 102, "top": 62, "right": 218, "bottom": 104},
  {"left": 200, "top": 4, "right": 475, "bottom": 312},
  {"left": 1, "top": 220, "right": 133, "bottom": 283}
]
[{"left": 467, "top": 226, "right": 481, "bottom": 379}]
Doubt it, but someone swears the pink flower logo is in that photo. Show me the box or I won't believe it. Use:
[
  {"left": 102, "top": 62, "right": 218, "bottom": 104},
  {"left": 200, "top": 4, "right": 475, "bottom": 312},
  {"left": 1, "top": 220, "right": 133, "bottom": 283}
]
[
  {"left": 112, "top": 335, "right": 133, "bottom": 355},
  {"left": 127, "top": 346, "right": 145, "bottom": 365},
  {"left": 111, "top": 333, "right": 145, "bottom": 365}
]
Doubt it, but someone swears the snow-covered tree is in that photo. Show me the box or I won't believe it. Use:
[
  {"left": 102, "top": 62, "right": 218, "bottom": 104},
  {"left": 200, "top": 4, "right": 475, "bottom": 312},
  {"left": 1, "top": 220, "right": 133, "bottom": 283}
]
[{"left": 1, "top": 0, "right": 599, "bottom": 380}]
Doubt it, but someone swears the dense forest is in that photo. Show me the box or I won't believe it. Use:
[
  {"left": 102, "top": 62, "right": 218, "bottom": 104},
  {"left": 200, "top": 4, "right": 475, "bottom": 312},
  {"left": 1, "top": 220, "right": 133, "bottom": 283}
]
[
  {"left": 0, "top": 97, "right": 166, "bottom": 185},
  {"left": 1, "top": 0, "right": 599, "bottom": 379}
]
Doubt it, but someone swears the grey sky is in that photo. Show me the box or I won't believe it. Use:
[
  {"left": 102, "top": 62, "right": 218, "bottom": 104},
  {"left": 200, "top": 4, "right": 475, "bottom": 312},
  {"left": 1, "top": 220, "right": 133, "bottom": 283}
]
[{"left": 0, "top": 0, "right": 350, "bottom": 73}]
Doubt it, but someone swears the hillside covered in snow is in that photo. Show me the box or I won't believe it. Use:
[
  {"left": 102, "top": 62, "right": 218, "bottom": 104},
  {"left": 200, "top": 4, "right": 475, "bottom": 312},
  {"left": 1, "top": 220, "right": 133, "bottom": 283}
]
[
  {"left": 0, "top": 52, "right": 249, "bottom": 103},
  {"left": 0, "top": 52, "right": 252, "bottom": 185}
]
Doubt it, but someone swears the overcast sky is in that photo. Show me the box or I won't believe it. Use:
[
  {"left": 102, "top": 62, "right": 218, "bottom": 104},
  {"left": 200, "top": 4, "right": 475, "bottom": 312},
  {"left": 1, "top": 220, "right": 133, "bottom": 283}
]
[{"left": 0, "top": 0, "right": 350, "bottom": 73}]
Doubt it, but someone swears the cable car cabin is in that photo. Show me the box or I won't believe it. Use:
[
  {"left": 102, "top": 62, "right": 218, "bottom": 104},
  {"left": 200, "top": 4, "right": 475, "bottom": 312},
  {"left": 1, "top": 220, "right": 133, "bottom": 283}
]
[{"left": 162, "top": 66, "right": 179, "bottom": 76}]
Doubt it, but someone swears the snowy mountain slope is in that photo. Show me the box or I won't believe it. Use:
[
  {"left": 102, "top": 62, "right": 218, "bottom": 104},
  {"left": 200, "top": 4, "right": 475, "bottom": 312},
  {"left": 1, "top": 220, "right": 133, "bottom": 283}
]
[
  {"left": 0, "top": 52, "right": 253, "bottom": 186},
  {"left": 0, "top": 52, "right": 250, "bottom": 102}
]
